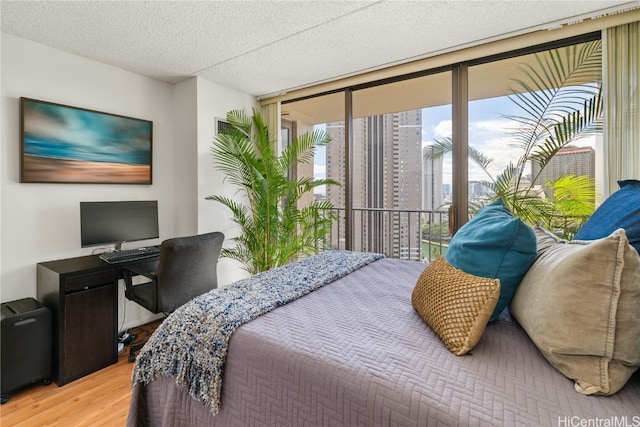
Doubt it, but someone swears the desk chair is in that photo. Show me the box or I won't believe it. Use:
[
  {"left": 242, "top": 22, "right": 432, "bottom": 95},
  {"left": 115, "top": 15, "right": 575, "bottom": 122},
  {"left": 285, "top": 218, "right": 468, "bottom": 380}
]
[{"left": 122, "top": 231, "right": 224, "bottom": 360}]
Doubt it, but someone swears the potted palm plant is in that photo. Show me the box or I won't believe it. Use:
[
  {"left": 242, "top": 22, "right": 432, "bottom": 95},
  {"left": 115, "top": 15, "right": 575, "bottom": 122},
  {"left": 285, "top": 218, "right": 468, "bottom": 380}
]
[
  {"left": 427, "top": 40, "right": 602, "bottom": 238},
  {"left": 207, "top": 109, "right": 339, "bottom": 274}
]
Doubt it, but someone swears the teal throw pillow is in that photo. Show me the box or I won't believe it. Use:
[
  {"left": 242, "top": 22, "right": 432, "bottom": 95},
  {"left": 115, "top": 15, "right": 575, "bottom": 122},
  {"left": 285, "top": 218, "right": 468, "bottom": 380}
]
[{"left": 445, "top": 199, "right": 537, "bottom": 321}]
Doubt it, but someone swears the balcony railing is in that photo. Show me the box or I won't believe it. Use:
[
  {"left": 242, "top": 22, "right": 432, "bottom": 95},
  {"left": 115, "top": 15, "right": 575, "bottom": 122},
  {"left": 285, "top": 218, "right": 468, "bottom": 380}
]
[{"left": 322, "top": 207, "right": 450, "bottom": 263}]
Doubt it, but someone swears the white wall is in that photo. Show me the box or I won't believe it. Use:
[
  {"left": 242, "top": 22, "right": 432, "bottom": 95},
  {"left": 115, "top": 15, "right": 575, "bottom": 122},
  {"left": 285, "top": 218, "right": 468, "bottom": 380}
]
[
  {"left": 171, "top": 78, "right": 199, "bottom": 238},
  {"left": 1, "top": 34, "right": 256, "bottom": 330},
  {"left": 195, "top": 77, "right": 256, "bottom": 286}
]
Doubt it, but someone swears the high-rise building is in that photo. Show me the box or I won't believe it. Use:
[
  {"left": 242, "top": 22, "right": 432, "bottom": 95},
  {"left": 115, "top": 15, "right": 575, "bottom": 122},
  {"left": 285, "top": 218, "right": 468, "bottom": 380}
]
[
  {"left": 423, "top": 145, "right": 444, "bottom": 223},
  {"left": 326, "top": 110, "right": 422, "bottom": 259},
  {"left": 531, "top": 145, "right": 595, "bottom": 195},
  {"left": 442, "top": 183, "right": 451, "bottom": 200}
]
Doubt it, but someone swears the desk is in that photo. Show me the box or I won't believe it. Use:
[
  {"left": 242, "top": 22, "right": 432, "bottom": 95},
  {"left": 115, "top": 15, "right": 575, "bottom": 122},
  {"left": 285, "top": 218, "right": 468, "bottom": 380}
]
[{"left": 36, "top": 254, "right": 158, "bottom": 386}]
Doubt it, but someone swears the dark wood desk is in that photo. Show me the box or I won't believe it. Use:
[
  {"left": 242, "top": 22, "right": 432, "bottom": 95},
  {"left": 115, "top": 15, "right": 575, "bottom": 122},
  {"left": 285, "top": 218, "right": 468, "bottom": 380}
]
[{"left": 36, "top": 254, "right": 158, "bottom": 386}]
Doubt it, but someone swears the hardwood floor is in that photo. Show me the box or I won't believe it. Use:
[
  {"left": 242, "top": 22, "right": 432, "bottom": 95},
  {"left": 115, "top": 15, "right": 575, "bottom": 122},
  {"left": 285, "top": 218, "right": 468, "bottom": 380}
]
[{"left": 0, "top": 320, "right": 160, "bottom": 427}]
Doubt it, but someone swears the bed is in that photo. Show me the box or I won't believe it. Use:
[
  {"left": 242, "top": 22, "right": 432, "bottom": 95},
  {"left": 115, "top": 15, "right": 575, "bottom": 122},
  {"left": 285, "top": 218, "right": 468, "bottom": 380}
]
[{"left": 126, "top": 251, "right": 640, "bottom": 426}]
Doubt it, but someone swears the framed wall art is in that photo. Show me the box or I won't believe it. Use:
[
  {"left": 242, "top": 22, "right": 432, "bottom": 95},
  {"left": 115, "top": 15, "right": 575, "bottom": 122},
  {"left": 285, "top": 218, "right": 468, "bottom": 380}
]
[{"left": 20, "top": 97, "right": 153, "bottom": 184}]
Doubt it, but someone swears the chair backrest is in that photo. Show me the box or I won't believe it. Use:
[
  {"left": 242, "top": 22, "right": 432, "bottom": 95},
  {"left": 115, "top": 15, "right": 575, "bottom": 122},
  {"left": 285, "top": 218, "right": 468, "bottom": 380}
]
[{"left": 155, "top": 232, "right": 224, "bottom": 312}]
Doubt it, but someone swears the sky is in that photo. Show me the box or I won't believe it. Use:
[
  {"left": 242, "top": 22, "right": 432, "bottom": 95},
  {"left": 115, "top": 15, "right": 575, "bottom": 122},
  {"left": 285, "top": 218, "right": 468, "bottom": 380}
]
[
  {"left": 22, "top": 99, "right": 151, "bottom": 165},
  {"left": 312, "top": 97, "right": 517, "bottom": 190}
]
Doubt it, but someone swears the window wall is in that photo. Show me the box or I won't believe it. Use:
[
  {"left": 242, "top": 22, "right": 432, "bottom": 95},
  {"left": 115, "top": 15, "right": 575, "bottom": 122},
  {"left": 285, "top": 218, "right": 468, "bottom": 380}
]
[
  {"left": 281, "top": 32, "right": 603, "bottom": 260},
  {"left": 349, "top": 73, "right": 452, "bottom": 260}
]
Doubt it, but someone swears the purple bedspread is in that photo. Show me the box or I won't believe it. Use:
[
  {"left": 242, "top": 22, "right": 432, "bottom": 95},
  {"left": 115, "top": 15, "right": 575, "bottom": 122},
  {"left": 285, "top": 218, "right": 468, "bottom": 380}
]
[{"left": 127, "top": 257, "right": 640, "bottom": 426}]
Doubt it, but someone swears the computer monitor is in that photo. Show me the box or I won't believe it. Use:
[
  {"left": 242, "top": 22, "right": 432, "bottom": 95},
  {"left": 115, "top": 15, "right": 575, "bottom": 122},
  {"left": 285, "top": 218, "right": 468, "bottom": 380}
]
[{"left": 80, "top": 201, "right": 159, "bottom": 250}]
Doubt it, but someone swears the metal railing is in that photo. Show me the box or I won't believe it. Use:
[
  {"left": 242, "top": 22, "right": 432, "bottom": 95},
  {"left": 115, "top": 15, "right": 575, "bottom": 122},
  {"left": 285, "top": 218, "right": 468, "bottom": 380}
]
[{"left": 322, "top": 207, "right": 450, "bottom": 263}]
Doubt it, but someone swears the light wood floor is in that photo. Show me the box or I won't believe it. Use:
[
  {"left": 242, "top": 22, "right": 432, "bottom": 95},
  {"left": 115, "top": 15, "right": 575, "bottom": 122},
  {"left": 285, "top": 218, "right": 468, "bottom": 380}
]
[
  {"left": 1, "top": 349, "right": 134, "bottom": 426},
  {"left": 0, "top": 321, "right": 160, "bottom": 426}
]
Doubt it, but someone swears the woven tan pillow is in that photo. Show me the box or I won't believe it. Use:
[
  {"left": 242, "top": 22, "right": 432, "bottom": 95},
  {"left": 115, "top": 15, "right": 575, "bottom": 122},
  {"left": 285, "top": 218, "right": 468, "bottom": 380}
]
[{"left": 412, "top": 257, "right": 500, "bottom": 356}]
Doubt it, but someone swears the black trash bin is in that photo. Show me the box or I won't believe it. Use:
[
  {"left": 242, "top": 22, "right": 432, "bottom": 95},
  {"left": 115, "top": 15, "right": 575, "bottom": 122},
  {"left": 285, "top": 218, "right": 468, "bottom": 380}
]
[{"left": 1, "top": 297, "right": 52, "bottom": 404}]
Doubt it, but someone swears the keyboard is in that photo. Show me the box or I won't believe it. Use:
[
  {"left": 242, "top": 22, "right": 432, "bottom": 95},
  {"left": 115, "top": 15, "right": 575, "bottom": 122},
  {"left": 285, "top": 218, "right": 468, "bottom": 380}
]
[{"left": 99, "top": 246, "right": 160, "bottom": 264}]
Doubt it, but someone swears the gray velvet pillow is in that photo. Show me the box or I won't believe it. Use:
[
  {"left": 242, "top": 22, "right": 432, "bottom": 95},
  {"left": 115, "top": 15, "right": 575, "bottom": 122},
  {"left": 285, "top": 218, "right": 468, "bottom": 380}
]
[{"left": 510, "top": 225, "right": 640, "bottom": 395}]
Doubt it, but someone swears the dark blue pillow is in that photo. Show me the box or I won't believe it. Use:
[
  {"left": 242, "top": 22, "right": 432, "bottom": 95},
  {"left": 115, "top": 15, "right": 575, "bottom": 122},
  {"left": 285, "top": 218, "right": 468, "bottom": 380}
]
[
  {"left": 445, "top": 199, "right": 537, "bottom": 321},
  {"left": 574, "top": 180, "right": 640, "bottom": 255}
]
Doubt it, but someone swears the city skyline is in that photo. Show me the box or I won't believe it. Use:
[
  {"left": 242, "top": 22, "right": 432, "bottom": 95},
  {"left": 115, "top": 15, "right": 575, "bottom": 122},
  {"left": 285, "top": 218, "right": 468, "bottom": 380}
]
[
  {"left": 311, "top": 94, "right": 599, "bottom": 260},
  {"left": 314, "top": 93, "right": 599, "bottom": 199}
]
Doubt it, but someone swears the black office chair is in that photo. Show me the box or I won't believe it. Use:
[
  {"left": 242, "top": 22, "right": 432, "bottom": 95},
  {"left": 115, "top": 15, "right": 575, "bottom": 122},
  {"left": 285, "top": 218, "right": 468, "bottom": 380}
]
[
  {"left": 123, "top": 231, "right": 224, "bottom": 314},
  {"left": 122, "top": 232, "right": 224, "bottom": 361}
]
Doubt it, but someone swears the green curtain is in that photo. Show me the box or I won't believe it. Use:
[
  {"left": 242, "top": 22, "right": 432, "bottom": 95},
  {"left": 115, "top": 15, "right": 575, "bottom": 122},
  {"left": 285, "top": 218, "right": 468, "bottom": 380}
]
[{"left": 604, "top": 21, "right": 640, "bottom": 195}]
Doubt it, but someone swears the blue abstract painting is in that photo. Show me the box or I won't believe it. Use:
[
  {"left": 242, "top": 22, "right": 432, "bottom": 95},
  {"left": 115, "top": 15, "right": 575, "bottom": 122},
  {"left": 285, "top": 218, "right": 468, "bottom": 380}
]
[{"left": 20, "top": 98, "right": 152, "bottom": 184}]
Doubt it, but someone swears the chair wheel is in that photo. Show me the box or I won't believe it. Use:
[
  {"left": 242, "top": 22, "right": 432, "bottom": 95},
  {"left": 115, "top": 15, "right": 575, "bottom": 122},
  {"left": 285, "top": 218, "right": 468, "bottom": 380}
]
[
  {"left": 128, "top": 343, "right": 144, "bottom": 363},
  {"left": 1, "top": 394, "right": 9, "bottom": 404}
]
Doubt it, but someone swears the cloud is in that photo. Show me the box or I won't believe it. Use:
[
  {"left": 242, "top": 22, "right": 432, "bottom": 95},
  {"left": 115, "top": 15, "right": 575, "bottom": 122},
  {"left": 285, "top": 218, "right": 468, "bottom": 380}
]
[
  {"left": 468, "top": 118, "right": 522, "bottom": 179},
  {"left": 433, "top": 120, "right": 452, "bottom": 138},
  {"left": 431, "top": 118, "right": 524, "bottom": 185},
  {"left": 467, "top": 118, "right": 597, "bottom": 181}
]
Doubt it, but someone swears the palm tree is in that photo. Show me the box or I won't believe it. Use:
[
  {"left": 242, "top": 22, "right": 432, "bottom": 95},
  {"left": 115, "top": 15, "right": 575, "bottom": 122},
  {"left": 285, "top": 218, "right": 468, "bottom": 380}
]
[
  {"left": 207, "top": 109, "right": 340, "bottom": 274},
  {"left": 426, "top": 40, "right": 601, "bottom": 238}
]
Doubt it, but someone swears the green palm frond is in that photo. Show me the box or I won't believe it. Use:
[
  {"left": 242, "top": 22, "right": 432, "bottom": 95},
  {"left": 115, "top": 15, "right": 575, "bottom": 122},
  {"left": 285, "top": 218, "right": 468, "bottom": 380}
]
[
  {"left": 529, "top": 89, "right": 602, "bottom": 173},
  {"left": 509, "top": 42, "right": 601, "bottom": 112},
  {"left": 493, "top": 162, "right": 519, "bottom": 199},
  {"left": 423, "top": 138, "right": 451, "bottom": 160},
  {"left": 551, "top": 176, "right": 595, "bottom": 215},
  {"left": 549, "top": 174, "right": 595, "bottom": 216},
  {"left": 279, "top": 128, "right": 331, "bottom": 172},
  {"left": 534, "top": 174, "right": 596, "bottom": 239},
  {"left": 506, "top": 41, "right": 601, "bottom": 150},
  {"left": 490, "top": 40, "right": 602, "bottom": 231},
  {"left": 504, "top": 42, "right": 602, "bottom": 201}
]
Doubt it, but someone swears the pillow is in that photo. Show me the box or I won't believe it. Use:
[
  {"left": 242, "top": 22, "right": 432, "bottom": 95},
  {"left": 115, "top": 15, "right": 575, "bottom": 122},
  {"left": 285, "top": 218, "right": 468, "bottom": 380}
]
[
  {"left": 411, "top": 257, "right": 500, "bottom": 356},
  {"left": 510, "top": 225, "right": 640, "bottom": 395},
  {"left": 574, "top": 179, "right": 640, "bottom": 255},
  {"left": 445, "top": 199, "right": 537, "bottom": 321}
]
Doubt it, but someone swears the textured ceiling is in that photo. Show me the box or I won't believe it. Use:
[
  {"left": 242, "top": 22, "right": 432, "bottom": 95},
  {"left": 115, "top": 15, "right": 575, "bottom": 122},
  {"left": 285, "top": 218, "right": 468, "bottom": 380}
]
[{"left": 1, "top": 1, "right": 638, "bottom": 98}]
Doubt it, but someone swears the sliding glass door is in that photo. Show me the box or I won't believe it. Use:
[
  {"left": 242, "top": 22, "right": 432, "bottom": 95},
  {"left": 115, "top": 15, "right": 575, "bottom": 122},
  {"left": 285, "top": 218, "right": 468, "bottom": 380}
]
[{"left": 350, "top": 72, "right": 452, "bottom": 260}]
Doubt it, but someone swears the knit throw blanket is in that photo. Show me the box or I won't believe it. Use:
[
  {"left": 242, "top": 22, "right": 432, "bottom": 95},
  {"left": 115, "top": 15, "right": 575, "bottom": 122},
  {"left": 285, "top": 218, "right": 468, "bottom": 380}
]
[{"left": 131, "top": 250, "right": 384, "bottom": 414}]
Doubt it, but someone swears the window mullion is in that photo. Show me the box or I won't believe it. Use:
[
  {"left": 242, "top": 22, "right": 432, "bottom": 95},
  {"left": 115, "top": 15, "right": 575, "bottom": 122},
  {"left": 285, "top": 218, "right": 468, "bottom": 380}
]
[
  {"left": 451, "top": 64, "right": 469, "bottom": 234},
  {"left": 345, "top": 89, "right": 353, "bottom": 251}
]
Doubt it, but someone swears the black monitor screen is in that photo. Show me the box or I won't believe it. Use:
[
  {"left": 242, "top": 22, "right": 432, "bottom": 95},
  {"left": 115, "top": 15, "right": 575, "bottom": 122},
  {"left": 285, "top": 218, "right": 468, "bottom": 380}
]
[{"left": 80, "top": 201, "right": 159, "bottom": 249}]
